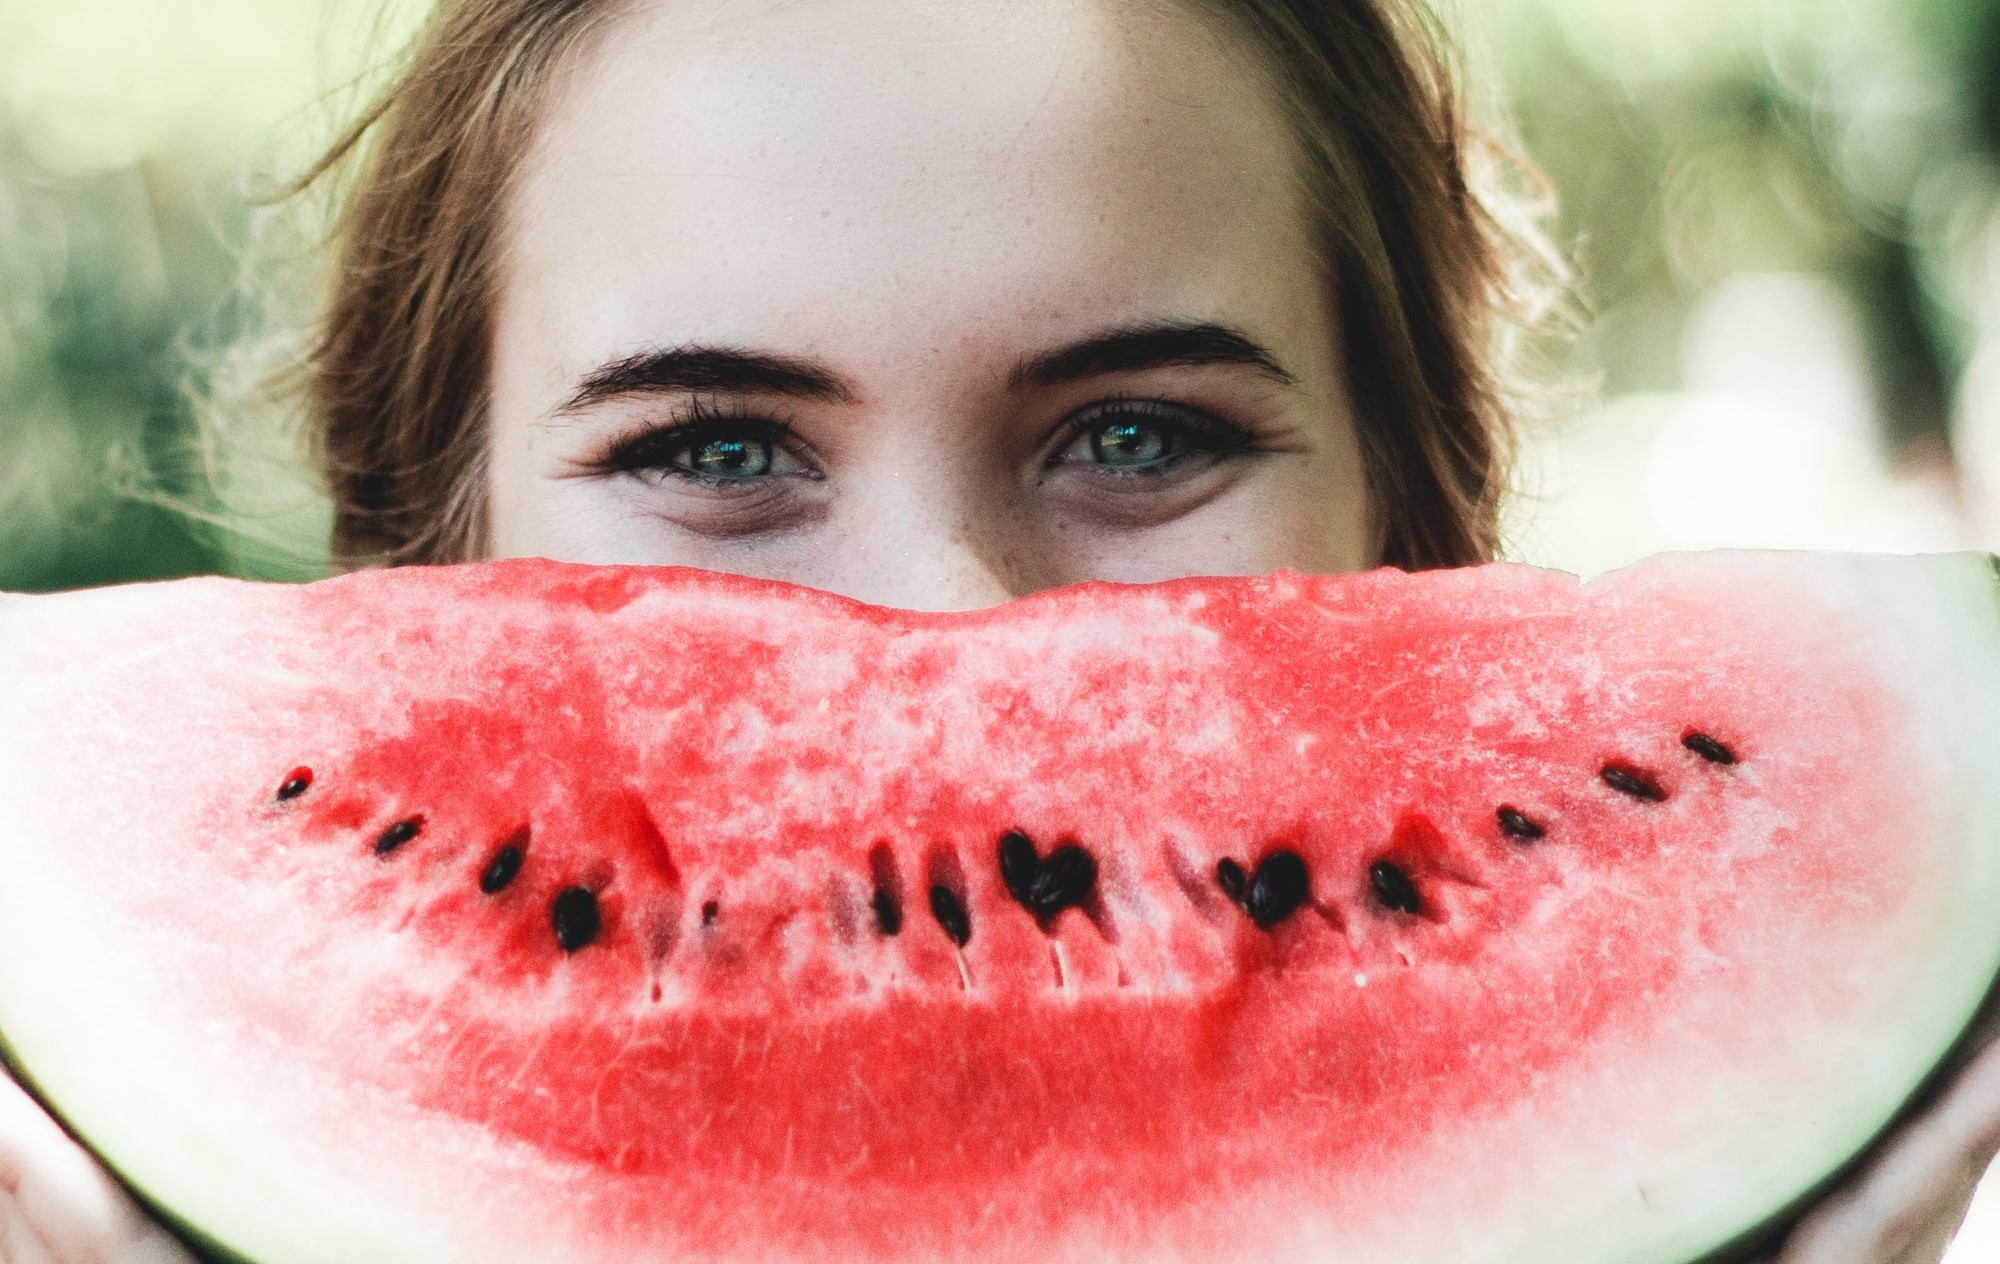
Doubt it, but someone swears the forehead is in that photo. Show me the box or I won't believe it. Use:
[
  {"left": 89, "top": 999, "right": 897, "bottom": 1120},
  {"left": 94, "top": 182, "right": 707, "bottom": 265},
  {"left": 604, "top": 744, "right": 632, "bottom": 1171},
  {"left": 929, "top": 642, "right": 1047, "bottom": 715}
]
[{"left": 502, "top": 0, "right": 1323, "bottom": 383}]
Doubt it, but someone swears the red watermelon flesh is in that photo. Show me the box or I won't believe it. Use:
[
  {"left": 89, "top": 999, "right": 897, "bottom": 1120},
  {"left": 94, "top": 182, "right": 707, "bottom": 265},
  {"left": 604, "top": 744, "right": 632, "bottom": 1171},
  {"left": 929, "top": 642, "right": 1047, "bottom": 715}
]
[{"left": 1, "top": 552, "right": 1999, "bottom": 1264}]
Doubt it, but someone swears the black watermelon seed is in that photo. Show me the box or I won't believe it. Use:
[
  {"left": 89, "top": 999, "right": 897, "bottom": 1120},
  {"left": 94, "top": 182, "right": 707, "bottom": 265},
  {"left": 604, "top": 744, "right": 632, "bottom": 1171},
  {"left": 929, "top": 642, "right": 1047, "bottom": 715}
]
[
  {"left": 275, "top": 770, "right": 312, "bottom": 802},
  {"left": 872, "top": 887, "right": 903, "bottom": 936},
  {"left": 868, "top": 843, "right": 904, "bottom": 936},
  {"left": 1601, "top": 764, "right": 1666, "bottom": 802},
  {"left": 552, "top": 886, "right": 601, "bottom": 952},
  {"left": 929, "top": 884, "right": 971, "bottom": 948},
  {"left": 1682, "top": 732, "right": 1737, "bottom": 765},
  {"left": 1215, "top": 857, "right": 1247, "bottom": 904},
  {"left": 701, "top": 900, "right": 720, "bottom": 925},
  {"left": 1369, "top": 860, "right": 1422, "bottom": 916},
  {"left": 1496, "top": 806, "right": 1545, "bottom": 841},
  {"left": 1245, "top": 851, "right": 1310, "bottom": 929},
  {"left": 479, "top": 844, "right": 524, "bottom": 894},
  {"left": 373, "top": 817, "right": 423, "bottom": 856},
  {"left": 1026, "top": 845, "right": 1097, "bottom": 917},
  {"left": 998, "top": 830, "right": 1039, "bottom": 907}
]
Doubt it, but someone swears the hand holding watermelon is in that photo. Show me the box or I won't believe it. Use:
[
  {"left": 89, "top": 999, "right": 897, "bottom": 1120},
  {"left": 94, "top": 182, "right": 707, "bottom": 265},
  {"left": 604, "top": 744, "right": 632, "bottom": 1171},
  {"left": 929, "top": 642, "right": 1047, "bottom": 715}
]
[
  {"left": 0, "top": 1074, "right": 195, "bottom": 1264},
  {"left": 1763, "top": 1000, "right": 2000, "bottom": 1263}
]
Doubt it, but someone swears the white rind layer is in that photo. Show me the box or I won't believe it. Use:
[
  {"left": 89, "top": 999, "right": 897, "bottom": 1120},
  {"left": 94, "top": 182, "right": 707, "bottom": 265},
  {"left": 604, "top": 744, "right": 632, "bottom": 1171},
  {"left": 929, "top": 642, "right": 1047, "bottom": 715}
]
[
  {"left": 0, "top": 553, "right": 1997, "bottom": 1264},
  {"left": 0, "top": 582, "right": 564, "bottom": 1264},
  {"left": 1485, "top": 552, "right": 2000, "bottom": 1263}
]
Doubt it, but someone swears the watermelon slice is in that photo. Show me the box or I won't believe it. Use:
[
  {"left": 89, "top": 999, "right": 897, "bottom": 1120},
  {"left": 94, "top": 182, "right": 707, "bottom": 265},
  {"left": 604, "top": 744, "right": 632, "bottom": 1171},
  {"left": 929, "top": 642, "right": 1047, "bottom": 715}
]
[{"left": 1, "top": 552, "right": 1998, "bottom": 1263}]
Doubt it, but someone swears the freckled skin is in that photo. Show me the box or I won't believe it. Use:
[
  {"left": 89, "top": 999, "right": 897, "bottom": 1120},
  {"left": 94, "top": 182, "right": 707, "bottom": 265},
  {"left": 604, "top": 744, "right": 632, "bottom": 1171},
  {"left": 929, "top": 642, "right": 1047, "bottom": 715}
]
[{"left": 485, "top": 0, "right": 1374, "bottom": 607}]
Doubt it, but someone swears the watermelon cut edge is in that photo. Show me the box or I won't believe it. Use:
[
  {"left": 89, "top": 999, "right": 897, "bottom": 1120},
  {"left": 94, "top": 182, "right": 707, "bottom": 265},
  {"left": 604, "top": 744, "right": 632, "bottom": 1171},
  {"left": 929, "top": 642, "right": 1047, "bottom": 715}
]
[
  {"left": 1571, "top": 552, "right": 2000, "bottom": 1263},
  {"left": 1, "top": 550, "right": 1999, "bottom": 1264},
  {"left": 1603, "top": 552, "right": 2000, "bottom": 1263}
]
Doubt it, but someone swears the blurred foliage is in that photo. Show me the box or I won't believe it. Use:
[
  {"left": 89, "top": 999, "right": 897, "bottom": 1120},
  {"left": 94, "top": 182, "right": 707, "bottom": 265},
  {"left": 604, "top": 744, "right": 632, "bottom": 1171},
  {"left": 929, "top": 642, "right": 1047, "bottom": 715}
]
[
  {"left": 1486, "top": 0, "right": 1994, "bottom": 444},
  {"left": 0, "top": 0, "right": 407, "bottom": 592},
  {"left": 0, "top": 140, "right": 247, "bottom": 589},
  {"left": 1, "top": 0, "right": 1998, "bottom": 590},
  {"left": 1474, "top": 0, "right": 2000, "bottom": 570}
]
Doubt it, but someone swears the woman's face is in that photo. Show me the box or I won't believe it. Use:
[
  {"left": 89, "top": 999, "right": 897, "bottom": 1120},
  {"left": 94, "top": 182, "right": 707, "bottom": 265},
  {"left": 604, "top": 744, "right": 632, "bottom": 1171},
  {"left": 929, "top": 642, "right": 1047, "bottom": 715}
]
[{"left": 487, "top": 0, "right": 1372, "bottom": 611}]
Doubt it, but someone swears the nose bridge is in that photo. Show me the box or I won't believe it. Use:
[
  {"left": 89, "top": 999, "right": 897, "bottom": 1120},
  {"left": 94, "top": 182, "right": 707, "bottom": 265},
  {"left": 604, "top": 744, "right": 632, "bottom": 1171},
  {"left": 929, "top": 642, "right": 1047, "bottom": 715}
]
[{"left": 838, "top": 475, "right": 1030, "bottom": 613}]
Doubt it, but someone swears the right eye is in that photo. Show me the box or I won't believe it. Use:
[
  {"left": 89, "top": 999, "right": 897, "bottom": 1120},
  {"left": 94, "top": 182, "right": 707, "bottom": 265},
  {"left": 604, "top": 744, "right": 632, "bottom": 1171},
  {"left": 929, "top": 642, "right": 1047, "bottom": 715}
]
[
  {"left": 607, "top": 411, "right": 813, "bottom": 490},
  {"left": 681, "top": 434, "right": 775, "bottom": 479}
]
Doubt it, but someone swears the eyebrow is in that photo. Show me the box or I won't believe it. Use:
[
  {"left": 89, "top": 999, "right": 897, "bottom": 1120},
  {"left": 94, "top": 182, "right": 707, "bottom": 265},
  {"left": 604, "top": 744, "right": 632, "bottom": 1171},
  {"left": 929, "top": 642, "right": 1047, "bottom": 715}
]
[
  {"left": 555, "top": 319, "right": 1296, "bottom": 414},
  {"left": 1008, "top": 320, "right": 1297, "bottom": 391},
  {"left": 559, "top": 345, "right": 854, "bottom": 413}
]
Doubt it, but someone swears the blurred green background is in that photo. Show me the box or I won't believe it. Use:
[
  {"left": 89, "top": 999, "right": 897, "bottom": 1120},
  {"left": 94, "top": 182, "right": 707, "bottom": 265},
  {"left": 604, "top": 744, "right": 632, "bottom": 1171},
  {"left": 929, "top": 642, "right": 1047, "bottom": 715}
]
[
  {"left": 1486, "top": 0, "right": 2000, "bottom": 577},
  {"left": 0, "top": 0, "right": 409, "bottom": 590},
  {"left": 3, "top": 0, "right": 2000, "bottom": 592}
]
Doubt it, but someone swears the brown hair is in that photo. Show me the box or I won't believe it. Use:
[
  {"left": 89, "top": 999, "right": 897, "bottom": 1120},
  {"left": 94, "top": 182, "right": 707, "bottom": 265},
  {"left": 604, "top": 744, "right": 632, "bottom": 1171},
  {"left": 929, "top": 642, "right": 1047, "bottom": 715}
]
[{"left": 301, "top": 0, "right": 1558, "bottom": 571}]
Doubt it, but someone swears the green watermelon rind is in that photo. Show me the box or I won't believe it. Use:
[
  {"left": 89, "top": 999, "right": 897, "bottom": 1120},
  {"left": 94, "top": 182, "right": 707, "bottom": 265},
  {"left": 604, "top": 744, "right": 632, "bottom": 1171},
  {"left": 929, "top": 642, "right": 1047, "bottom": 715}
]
[
  {"left": 2, "top": 553, "right": 1999, "bottom": 1264},
  {"left": 0, "top": 579, "right": 497, "bottom": 1264},
  {"left": 1674, "top": 552, "right": 2000, "bottom": 1264},
  {"left": 1508, "top": 551, "right": 2000, "bottom": 1264},
  {"left": 0, "top": 1029, "right": 252, "bottom": 1264},
  {"left": 1688, "top": 969, "right": 2000, "bottom": 1264}
]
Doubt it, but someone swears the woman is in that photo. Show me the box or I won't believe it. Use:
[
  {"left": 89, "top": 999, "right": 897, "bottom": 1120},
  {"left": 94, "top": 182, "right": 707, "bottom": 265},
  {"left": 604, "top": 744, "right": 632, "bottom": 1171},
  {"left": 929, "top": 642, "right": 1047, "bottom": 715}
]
[{"left": 6, "top": 0, "right": 1999, "bottom": 1259}]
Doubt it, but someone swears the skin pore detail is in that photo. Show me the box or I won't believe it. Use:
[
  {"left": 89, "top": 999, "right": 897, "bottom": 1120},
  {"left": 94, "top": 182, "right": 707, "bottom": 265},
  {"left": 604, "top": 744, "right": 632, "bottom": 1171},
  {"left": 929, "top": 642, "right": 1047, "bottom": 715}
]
[{"left": 485, "top": 0, "right": 1374, "bottom": 610}]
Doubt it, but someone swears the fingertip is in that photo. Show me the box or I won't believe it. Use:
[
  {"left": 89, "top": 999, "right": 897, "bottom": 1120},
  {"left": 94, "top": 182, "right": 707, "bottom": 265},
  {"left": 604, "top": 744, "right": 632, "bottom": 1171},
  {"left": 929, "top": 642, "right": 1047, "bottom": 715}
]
[
  {"left": 0, "top": 1073, "right": 171, "bottom": 1264},
  {"left": 0, "top": 1189, "right": 62, "bottom": 1264}
]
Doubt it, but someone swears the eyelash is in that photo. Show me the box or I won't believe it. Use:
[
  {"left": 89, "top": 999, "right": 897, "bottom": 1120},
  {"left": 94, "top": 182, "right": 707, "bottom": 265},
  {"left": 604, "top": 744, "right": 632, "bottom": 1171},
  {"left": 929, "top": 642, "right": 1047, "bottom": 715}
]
[
  {"left": 601, "top": 395, "right": 1257, "bottom": 487},
  {"left": 1046, "top": 397, "right": 1255, "bottom": 477},
  {"left": 605, "top": 398, "right": 806, "bottom": 489}
]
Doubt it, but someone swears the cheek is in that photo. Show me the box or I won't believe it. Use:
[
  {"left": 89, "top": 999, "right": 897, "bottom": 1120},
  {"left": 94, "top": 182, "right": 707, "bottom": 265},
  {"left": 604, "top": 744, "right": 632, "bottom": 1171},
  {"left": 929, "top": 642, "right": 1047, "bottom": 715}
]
[
  {"left": 1311, "top": 435, "right": 1378, "bottom": 571},
  {"left": 481, "top": 411, "right": 626, "bottom": 565},
  {"left": 1041, "top": 451, "right": 1375, "bottom": 586},
  {"left": 485, "top": 416, "right": 584, "bottom": 561},
  {"left": 1201, "top": 422, "right": 1375, "bottom": 576},
  {"left": 1214, "top": 457, "right": 1376, "bottom": 575},
  {"left": 484, "top": 420, "right": 531, "bottom": 558},
  {"left": 484, "top": 314, "right": 549, "bottom": 558}
]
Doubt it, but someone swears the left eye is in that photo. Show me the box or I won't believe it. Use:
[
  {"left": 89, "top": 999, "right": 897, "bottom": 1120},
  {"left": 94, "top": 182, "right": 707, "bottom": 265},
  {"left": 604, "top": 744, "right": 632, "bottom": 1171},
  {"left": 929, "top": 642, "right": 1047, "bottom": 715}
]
[
  {"left": 684, "top": 436, "right": 774, "bottom": 478},
  {"left": 1053, "top": 404, "right": 1249, "bottom": 472},
  {"left": 1087, "top": 419, "right": 1172, "bottom": 467}
]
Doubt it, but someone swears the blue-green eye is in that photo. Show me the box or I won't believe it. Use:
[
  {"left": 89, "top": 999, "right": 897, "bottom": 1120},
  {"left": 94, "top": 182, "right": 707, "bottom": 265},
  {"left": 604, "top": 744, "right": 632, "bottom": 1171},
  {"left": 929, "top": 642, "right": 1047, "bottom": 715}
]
[
  {"left": 607, "top": 407, "right": 809, "bottom": 489},
  {"left": 685, "top": 436, "right": 774, "bottom": 478},
  {"left": 1055, "top": 402, "right": 1252, "bottom": 474},
  {"left": 1089, "top": 420, "right": 1171, "bottom": 467}
]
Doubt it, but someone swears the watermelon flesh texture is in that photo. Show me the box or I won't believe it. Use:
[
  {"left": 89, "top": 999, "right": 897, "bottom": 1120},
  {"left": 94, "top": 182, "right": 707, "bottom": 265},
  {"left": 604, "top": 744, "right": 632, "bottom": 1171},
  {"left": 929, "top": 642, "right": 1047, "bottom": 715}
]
[{"left": 1, "top": 554, "right": 1999, "bottom": 1263}]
